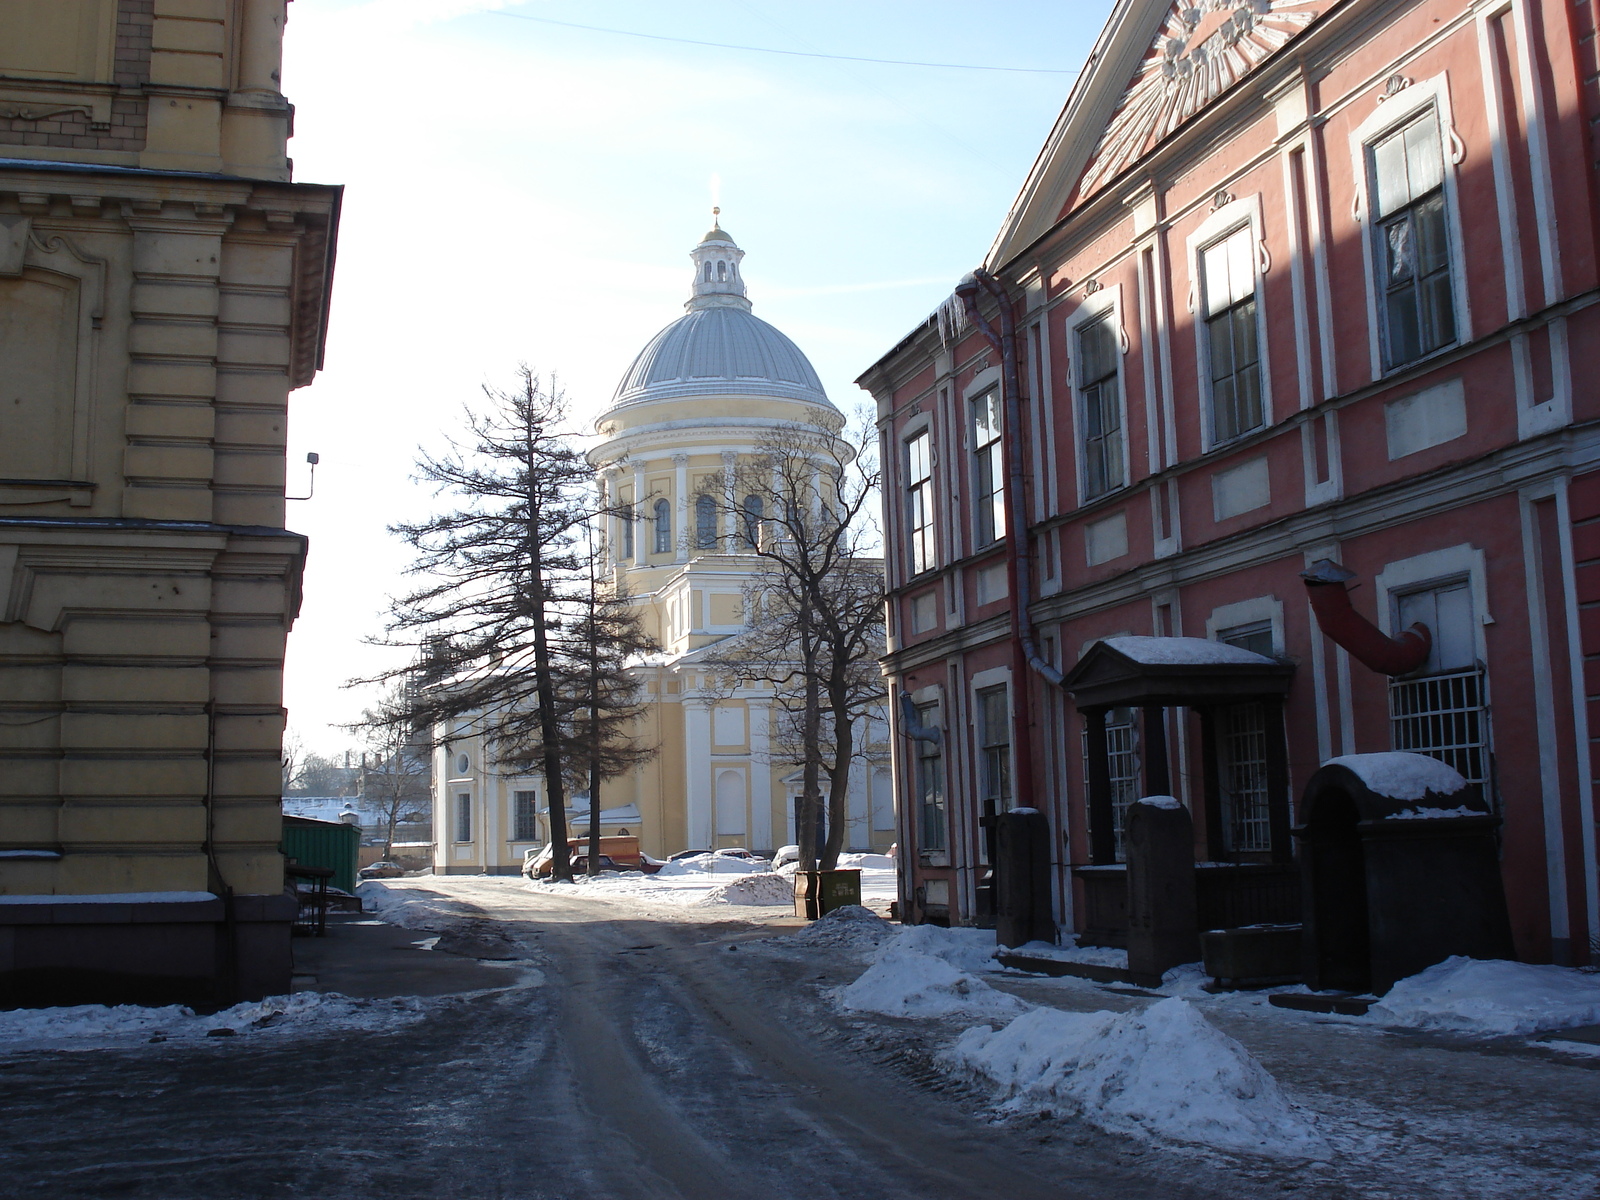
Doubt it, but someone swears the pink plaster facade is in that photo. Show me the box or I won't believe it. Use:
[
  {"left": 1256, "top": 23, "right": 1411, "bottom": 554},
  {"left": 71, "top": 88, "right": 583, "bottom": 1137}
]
[{"left": 860, "top": 0, "right": 1600, "bottom": 964}]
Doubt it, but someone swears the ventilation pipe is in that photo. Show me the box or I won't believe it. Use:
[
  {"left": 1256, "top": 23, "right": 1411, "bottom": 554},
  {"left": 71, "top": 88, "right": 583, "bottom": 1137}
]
[
  {"left": 1301, "top": 558, "right": 1431, "bottom": 675},
  {"left": 899, "top": 692, "right": 941, "bottom": 743}
]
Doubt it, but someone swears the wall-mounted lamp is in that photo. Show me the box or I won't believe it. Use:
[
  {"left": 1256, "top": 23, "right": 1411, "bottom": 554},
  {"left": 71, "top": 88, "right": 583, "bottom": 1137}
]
[{"left": 287, "top": 451, "right": 320, "bottom": 501}]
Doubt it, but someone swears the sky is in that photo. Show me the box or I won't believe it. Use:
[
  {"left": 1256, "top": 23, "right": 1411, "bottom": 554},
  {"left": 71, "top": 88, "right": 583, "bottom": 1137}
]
[{"left": 279, "top": 0, "right": 1114, "bottom": 756}]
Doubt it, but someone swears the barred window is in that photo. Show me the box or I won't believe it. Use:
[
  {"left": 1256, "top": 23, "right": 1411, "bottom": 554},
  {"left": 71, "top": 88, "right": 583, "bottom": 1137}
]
[
  {"left": 977, "top": 685, "right": 1011, "bottom": 817},
  {"left": 915, "top": 703, "right": 946, "bottom": 853},
  {"left": 1389, "top": 579, "right": 1488, "bottom": 788},
  {"left": 1218, "top": 702, "right": 1271, "bottom": 853},
  {"left": 1082, "top": 708, "right": 1139, "bottom": 860},
  {"left": 513, "top": 790, "right": 537, "bottom": 842}
]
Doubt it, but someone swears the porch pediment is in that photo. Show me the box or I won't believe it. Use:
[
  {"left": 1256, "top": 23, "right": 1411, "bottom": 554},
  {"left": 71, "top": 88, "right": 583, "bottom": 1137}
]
[{"left": 1062, "top": 635, "right": 1293, "bottom": 709}]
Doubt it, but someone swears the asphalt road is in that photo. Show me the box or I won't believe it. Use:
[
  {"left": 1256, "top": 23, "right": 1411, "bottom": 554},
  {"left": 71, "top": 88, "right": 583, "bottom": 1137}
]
[{"left": 0, "top": 885, "right": 1259, "bottom": 1200}]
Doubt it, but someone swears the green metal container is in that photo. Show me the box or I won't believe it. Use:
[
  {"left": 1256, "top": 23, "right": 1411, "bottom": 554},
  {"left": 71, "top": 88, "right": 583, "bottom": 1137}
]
[
  {"left": 281, "top": 816, "right": 361, "bottom": 895},
  {"left": 793, "top": 868, "right": 863, "bottom": 920}
]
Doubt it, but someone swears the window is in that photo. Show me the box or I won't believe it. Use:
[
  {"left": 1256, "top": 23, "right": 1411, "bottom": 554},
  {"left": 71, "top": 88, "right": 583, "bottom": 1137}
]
[
  {"left": 1389, "top": 579, "right": 1489, "bottom": 788},
  {"left": 741, "top": 494, "right": 763, "bottom": 547},
  {"left": 513, "top": 790, "right": 537, "bottom": 842},
  {"left": 977, "top": 685, "right": 1011, "bottom": 817},
  {"left": 455, "top": 793, "right": 472, "bottom": 842},
  {"left": 914, "top": 703, "right": 946, "bottom": 852},
  {"left": 1370, "top": 111, "right": 1455, "bottom": 369},
  {"left": 653, "top": 498, "right": 671, "bottom": 554},
  {"left": 456, "top": 753, "right": 469, "bottom": 774},
  {"left": 1218, "top": 702, "right": 1271, "bottom": 853},
  {"left": 695, "top": 493, "right": 717, "bottom": 549},
  {"left": 1217, "top": 619, "right": 1275, "bottom": 659},
  {"left": 1201, "top": 227, "right": 1263, "bottom": 443},
  {"left": 1077, "top": 313, "right": 1123, "bottom": 498},
  {"left": 905, "top": 430, "right": 934, "bottom": 575},
  {"left": 621, "top": 506, "right": 635, "bottom": 559},
  {"left": 972, "top": 391, "right": 1004, "bottom": 546},
  {"left": 1082, "top": 708, "right": 1140, "bottom": 859}
]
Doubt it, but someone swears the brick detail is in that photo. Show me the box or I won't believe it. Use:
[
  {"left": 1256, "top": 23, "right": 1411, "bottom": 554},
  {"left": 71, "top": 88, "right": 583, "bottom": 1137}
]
[{"left": 0, "top": 0, "right": 152, "bottom": 153}]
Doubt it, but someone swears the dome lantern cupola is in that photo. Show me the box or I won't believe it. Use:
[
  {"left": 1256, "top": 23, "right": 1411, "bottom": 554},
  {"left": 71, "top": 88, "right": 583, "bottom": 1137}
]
[{"left": 688, "top": 208, "right": 749, "bottom": 313}]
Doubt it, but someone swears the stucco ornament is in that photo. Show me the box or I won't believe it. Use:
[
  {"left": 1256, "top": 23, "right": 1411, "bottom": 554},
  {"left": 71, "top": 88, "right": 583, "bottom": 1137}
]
[{"left": 1079, "top": 0, "right": 1327, "bottom": 196}]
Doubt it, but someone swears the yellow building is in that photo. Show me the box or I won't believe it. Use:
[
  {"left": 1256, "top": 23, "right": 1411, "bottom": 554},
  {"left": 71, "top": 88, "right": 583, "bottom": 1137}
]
[
  {"left": 433, "top": 223, "right": 892, "bottom": 874},
  {"left": 0, "top": 2, "right": 339, "bottom": 1004}
]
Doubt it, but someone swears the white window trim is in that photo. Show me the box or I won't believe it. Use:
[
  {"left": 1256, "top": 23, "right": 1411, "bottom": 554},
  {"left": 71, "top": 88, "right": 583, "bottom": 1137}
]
[
  {"left": 1065, "top": 284, "right": 1130, "bottom": 505},
  {"left": 1373, "top": 543, "right": 1491, "bottom": 664},
  {"left": 1348, "top": 73, "right": 1473, "bottom": 380},
  {"left": 1186, "top": 194, "right": 1273, "bottom": 452},
  {"left": 1205, "top": 595, "right": 1286, "bottom": 654}
]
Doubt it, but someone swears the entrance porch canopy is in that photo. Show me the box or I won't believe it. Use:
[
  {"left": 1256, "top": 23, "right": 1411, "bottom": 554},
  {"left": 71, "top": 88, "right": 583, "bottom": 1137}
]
[{"left": 1062, "top": 637, "right": 1295, "bottom": 865}]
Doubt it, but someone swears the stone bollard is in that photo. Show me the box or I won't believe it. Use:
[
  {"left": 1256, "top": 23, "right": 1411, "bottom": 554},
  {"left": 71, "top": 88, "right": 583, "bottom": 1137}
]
[{"left": 1125, "top": 797, "right": 1199, "bottom": 986}]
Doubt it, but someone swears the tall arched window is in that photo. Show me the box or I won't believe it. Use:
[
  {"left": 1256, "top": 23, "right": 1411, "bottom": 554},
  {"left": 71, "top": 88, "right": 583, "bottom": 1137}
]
[
  {"left": 741, "top": 494, "right": 763, "bottom": 547},
  {"left": 621, "top": 505, "right": 635, "bottom": 559},
  {"left": 716, "top": 260, "right": 727, "bottom": 281},
  {"left": 703, "top": 262, "right": 713, "bottom": 282},
  {"left": 653, "top": 498, "right": 671, "bottom": 554},
  {"left": 695, "top": 493, "right": 718, "bottom": 549}
]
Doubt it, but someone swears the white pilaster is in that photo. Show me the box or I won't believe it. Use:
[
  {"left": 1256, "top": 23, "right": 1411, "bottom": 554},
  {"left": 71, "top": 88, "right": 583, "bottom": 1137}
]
[
  {"left": 684, "top": 695, "right": 712, "bottom": 849},
  {"left": 673, "top": 454, "right": 689, "bottom": 563},
  {"left": 632, "top": 463, "right": 647, "bottom": 567},
  {"left": 749, "top": 699, "right": 772, "bottom": 852}
]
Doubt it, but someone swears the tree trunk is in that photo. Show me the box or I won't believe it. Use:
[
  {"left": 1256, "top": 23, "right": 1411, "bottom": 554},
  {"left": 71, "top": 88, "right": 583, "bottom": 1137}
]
[
  {"left": 821, "top": 678, "right": 853, "bottom": 872},
  {"left": 527, "top": 469, "right": 571, "bottom": 883},
  {"left": 797, "top": 601, "right": 822, "bottom": 874},
  {"left": 586, "top": 554, "right": 602, "bottom": 877}
]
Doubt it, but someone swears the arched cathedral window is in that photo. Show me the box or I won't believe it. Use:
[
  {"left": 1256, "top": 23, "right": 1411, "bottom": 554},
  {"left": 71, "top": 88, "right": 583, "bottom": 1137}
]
[
  {"left": 695, "top": 493, "right": 718, "bottom": 549},
  {"left": 653, "top": 499, "right": 671, "bottom": 554},
  {"left": 741, "top": 494, "right": 763, "bottom": 547}
]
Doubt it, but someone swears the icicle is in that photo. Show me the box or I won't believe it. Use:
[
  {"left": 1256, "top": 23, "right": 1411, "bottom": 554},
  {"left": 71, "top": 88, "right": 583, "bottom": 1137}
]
[{"left": 936, "top": 292, "right": 969, "bottom": 347}]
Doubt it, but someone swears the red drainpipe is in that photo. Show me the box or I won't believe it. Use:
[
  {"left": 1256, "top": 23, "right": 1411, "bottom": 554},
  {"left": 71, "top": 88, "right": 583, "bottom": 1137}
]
[
  {"left": 1301, "top": 559, "right": 1431, "bottom": 675},
  {"left": 955, "top": 270, "right": 1063, "bottom": 813}
]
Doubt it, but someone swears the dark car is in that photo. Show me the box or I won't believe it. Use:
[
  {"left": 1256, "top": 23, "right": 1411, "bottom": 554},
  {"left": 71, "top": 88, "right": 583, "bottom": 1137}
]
[
  {"left": 358, "top": 860, "right": 406, "bottom": 880},
  {"left": 668, "top": 848, "right": 713, "bottom": 861}
]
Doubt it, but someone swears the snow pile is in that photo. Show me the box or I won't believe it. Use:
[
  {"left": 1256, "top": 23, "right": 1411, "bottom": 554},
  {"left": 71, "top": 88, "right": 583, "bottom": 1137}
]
[
  {"left": 788, "top": 904, "right": 896, "bottom": 952},
  {"left": 358, "top": 880, "right": 481, "bottom": 929},
  {"left": 1371, "top": 956, "right": 1600, "bottom": 1036},
  {"left": 1388, "top": 805, "right": 1479, "bottom": 820},
  {"left": 1001, "top": 937, "right": 1129, "bottom": 971},
  {"left": 0, "top": 991, "right": 427, "bottom": 1052},
  {"left": 696, "top": 872, "right": 794, "bottom": 907},
  {"left": 947, "top": 998, "right": 1326, "bottom": 1159},
  {"left": 1135, "top": 795, "right": 1183, "bottom": 810},
  {"left": 836, "top": 852, "right": 895, "bottom": 870},
  {"left": 1325, "top": 752, "right": 1468, "bottom": 800},
  {"left": 892, "top": 922, "right": 1004, "bottom": 975},
  {"left": 838, "top": 937, "right": 1026, "bottom": 1019}
]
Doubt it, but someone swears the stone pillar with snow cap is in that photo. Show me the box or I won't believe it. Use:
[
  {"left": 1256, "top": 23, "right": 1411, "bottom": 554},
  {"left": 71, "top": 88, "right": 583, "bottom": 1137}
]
[
  {"left": 1125, "top": 796, "right": 1200, "bottom": 986},
  {"left": 1296, "top": 752, "right": 1514, "bottom": 994}
]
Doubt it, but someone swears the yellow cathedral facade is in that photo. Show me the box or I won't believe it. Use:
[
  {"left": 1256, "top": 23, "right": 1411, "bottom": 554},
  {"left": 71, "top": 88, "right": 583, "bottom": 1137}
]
[{"left": 433, "top": 221, "right": 893, "bottom": 873}]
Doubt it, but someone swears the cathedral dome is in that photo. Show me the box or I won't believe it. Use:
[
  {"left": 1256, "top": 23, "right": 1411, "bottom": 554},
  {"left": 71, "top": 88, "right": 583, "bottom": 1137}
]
[{"left": 608, "top": 220, "right": 833, "bottom": 411}]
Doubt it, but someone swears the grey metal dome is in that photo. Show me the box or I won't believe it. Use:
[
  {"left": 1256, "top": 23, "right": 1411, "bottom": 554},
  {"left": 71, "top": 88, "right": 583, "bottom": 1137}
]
[{"left": 612, "top": 305, "right": 831, "bottom": 408}]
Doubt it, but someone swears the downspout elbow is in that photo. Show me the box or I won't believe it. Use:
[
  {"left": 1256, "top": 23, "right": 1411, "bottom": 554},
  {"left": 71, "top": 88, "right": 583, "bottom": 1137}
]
[{"left": 1301, "top": 559, "right": 1431, "bottom": 676}]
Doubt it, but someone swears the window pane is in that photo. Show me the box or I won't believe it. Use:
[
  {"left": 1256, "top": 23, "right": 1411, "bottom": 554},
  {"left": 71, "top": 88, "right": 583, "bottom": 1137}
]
[
  {"left": 1208, "top": 310, "right": 1237, "bottom": 379},
  {"left": 1372, "top": 128, "right": 1411, "bottom": 217},
  {"left": 1202, "top": 240, "right": 1233, "bottom": 317},
  {"left": 1079, "top": 316, "right": 1115, "bottom": 383},
  {"left": 1414, "top": 193, "right": 1449, "bottom": 275},
  {"left": 1227, "top": 229, "right": 1254, "bottom": 307},
  {"left": 1404, "top": 115, "right": 1444, "bottom": 197},
  {"left": 1386, "top": 280, "right": 1421, "bottom": 365},
  {"left": 1385, "top": 215, "right": 1415, "bottom": 283}
]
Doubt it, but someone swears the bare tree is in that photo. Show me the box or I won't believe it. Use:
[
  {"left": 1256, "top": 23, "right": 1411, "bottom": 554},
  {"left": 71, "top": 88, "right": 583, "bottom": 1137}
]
[
  {"left": 354, "top": 685, "right": 433, "bottom": 860},
  {"left": 363, "top": 367, "right": 596, "bottom": 882},
  {"left": 697, "top": 410, "right": 886, "bottom": 872},
  {"left": 281, "top": 728, "right": 303, "bottom": 797},
  {"left": 287, "top": 750, "right": 360, "bottom": 797}
]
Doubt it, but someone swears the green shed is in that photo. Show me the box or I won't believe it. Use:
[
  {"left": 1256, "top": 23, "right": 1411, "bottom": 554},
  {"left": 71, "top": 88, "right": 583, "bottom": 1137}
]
[{"left": 282, "top": 815, "right": 361, "bottom": 895}]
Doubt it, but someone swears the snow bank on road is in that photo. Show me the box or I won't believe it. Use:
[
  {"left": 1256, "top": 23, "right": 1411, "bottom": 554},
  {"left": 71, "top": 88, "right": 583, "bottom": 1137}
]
[
  {"left": 0, "top": 991, "right": 427, "bottom": 1053},
  {"left": 947, "top": 998, "right": 1327, "bottom": 1159},
  {"left": 358, "top": 879, "right": 484, "bottom": 929},
  {"left": 697, "top": 872, "right": 794, "bottom": 906},
  {"left": 654, "top": 855, "right": 765, "bottom": 877},
  {"left": 838, "top": 938, "right": 1027, "bottom": 1020},
  {"left": 1372, "top": 956, "right": 1600, "bottom": 1036},
  {"left": 891, "top": 923, "right": 1004, "bottom": 975}
]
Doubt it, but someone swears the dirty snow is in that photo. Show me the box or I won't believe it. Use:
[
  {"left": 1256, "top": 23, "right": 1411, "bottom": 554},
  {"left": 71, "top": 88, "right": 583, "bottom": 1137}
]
[
  {"left": 1371, "top": 956, "right": 1600, "bottom": 1036},
  {"left": 999, "top": 937, "right": 1131, "bottom": 971},
  {"left": 947, "top": 998, "right": 1327, "bottom": 1159},
  {"left": 838, "top": 938, "right": 1029, "bottom": 1019},
  {"left": 786, "top": 905, "right": 896, "bottom": 953},
  {"left": 1102, "top": 635, "right": 1275, "bottom": 666},
  {"left": 1388, "top": 804, "right": 1481, "bottom": 820},
  {"left": 0, "top": 991, "right": 427, "bottom": 1053},
  {"left": 1324, "top": 751, "right": 1469, "bottom": 800}
]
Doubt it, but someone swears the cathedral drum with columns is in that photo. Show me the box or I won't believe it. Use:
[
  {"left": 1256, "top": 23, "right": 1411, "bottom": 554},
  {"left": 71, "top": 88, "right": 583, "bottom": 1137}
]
[{"left": 432, "top": 220, "right": 894, "bottom": 873}]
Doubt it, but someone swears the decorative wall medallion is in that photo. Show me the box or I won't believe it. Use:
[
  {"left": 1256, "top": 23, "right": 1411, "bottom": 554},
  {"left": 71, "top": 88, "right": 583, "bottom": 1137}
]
[
  {"left": 1380, "top": 73, "right": 1412, "bottom": 100},
  {"left": 1211, "top": 188, "right": 1235, "bottom": 211},
  {"left": 1084, "top": 278, "right": 1103, "bottom": 295},
  {"left": 1079, "top": 1, "right": 1328, "bottom": 197}
]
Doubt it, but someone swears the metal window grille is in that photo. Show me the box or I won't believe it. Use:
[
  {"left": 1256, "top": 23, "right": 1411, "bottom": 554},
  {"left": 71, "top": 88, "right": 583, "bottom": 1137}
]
[
  {"left": 1219, "top": 703, "right": 1271, "bottom": 853},
  {"left": 1082, "top": 708, "right": 1140, "bottom": 859},
  {"left": 1389, "top": 667, "right": 1488, "bottom": 787},
  {"left": 513, "top": 790, "right": 537, "bottom": 842}
]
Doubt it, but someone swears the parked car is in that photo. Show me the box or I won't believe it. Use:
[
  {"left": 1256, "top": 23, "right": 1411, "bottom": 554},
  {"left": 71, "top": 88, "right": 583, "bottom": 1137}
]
[
  {"left": 358, "top": 860, "right": 405, "bottom": 880},
  {"left": 668, "top": 848, "right": 713, "bottom": 861},
  {"left": 772, "top": 845, "right": 800, "bottom": 868},
  {"left": 524, "top": 835, "right": 660, "bottom": 879}
]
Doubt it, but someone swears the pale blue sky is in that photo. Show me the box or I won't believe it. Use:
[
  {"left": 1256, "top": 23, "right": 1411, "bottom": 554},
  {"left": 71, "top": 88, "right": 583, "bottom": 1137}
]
[{"left": 280, "top": 0, "right": 1114, "bottom": 752}]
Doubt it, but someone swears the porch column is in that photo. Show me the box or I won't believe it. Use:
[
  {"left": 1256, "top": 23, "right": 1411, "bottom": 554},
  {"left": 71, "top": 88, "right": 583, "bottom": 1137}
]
[
  {"left": 1141, "top": 704, "right": 1170, "bottom": 795},
  {"left": 1085, "top": 706, "right": 1116, "bottom": 865},
  {"left": 1262, "top": 699, "right": 1293, "bottom": 864}
]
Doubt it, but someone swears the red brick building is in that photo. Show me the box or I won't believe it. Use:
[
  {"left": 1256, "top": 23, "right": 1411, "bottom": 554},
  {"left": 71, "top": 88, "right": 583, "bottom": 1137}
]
[{"left": 859, "top": 0, "right": 1600, "bottom": 965}]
